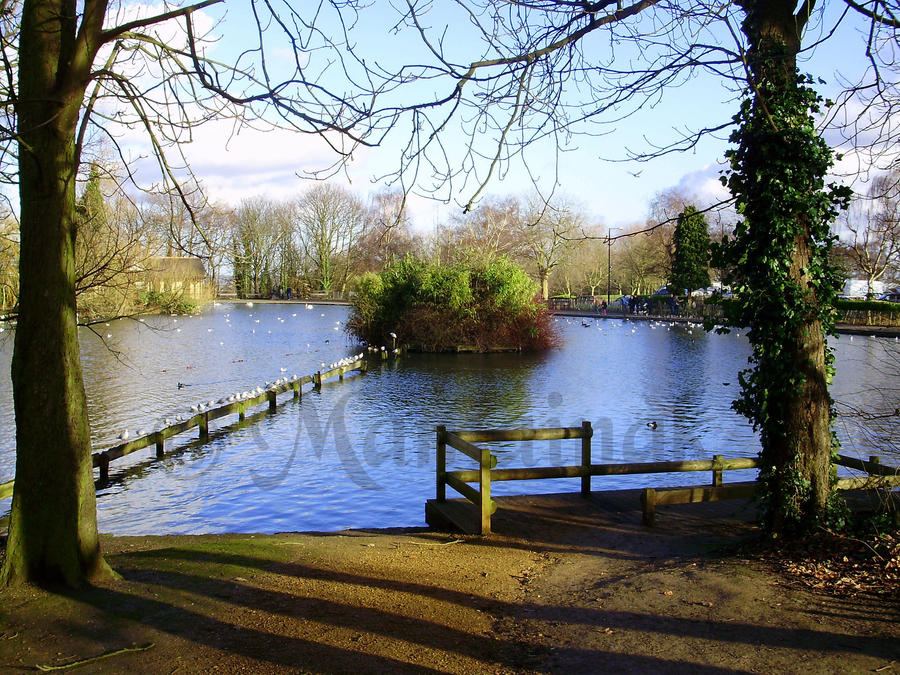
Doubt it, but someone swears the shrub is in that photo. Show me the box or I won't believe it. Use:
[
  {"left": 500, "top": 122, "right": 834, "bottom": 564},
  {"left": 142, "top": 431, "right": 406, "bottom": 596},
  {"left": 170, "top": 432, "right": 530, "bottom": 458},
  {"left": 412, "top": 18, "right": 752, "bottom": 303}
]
[{"left": 347, "top": 255, "right": 557, "bottom": 352}]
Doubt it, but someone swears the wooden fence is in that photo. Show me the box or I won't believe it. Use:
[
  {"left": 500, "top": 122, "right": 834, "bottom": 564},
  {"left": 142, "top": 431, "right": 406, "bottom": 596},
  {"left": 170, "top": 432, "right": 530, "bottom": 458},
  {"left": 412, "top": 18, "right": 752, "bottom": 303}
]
[
  {"left": 427, "top": 424, "right": 900, "bottom": 534},
  {"left": 0, "top": 358, "right": 368, "bottom": 501}
]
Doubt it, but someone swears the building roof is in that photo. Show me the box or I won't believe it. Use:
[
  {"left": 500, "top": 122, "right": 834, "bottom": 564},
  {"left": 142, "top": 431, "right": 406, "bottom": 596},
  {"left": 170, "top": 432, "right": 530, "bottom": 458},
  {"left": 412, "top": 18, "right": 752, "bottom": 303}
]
[{"left": 145, "top": 256, "right": 206, "bottom": 279}]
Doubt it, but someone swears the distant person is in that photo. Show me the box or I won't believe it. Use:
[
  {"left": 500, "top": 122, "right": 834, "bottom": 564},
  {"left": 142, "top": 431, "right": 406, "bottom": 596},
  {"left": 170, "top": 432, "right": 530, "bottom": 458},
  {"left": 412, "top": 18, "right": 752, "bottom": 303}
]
[{"left": 600, "top": 299, "right": 607, "bottom": 315}]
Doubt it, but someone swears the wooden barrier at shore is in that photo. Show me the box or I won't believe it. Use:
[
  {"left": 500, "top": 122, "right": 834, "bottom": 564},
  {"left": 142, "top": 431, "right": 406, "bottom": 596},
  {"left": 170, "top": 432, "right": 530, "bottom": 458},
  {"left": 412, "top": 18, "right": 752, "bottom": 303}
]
[
  {"left": 426, "top": 425, "right": 900, "bottom": 534},
  {"left": 0, "top": 357, "right": 370, "bottom": 500}
]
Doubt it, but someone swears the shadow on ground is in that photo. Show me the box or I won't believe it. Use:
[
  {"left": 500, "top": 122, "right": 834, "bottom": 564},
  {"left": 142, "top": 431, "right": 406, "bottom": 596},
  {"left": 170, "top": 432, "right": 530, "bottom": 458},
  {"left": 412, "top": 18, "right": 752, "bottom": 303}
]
[{"left": 0, "top": 491, "right": 897, "bottom": 673}]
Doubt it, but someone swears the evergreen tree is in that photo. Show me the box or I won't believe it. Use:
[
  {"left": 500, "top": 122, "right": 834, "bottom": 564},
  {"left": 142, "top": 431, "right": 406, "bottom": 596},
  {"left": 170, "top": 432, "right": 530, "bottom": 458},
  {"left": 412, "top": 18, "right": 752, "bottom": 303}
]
[{"left": 670, "top": 206, "right": 710, "bottom": 297}]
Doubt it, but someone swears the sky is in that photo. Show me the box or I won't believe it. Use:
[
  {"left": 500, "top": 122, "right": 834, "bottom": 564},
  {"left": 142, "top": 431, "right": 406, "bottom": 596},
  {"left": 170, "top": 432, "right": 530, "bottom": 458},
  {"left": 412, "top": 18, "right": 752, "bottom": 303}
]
[{"left": 75, "top": 1, "right": 899, "bottom": 233}]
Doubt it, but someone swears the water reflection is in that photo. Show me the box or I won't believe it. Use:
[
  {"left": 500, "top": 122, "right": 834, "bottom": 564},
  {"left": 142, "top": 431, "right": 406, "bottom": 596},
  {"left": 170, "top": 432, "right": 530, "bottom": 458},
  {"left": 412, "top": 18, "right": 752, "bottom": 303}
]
[{"left": 0, "top": 307, "right": 896, "bottom": 534}]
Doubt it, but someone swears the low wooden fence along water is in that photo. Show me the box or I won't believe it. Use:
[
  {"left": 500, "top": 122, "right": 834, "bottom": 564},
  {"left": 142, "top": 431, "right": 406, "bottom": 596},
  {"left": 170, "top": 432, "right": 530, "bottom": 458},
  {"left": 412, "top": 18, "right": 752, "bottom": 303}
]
[
  {"left": 0, "top": 356, "right": 371, "bottom": 502},
  {"left": 426, "top": 424, "right": 900, "bottom": 534}
]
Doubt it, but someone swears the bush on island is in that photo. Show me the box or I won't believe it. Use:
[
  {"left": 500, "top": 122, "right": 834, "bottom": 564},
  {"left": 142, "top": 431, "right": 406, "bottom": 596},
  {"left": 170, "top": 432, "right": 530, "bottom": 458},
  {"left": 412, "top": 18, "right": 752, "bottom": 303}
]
[{"left": 346, "top": 254, "right": 558, "bottom": 352}]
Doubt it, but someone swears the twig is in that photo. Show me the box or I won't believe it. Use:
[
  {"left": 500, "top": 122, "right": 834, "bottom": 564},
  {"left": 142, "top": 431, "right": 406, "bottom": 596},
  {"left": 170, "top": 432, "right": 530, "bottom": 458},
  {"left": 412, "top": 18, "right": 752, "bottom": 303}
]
[
  {"left": 819, "top": 527, "right": 886, "bottom": 562},
  {"left": 35, "top": 643, "right": 155, "bottom": 671},
  {"left": 405, "top": 539, "right": 463, "bottom": 547}
]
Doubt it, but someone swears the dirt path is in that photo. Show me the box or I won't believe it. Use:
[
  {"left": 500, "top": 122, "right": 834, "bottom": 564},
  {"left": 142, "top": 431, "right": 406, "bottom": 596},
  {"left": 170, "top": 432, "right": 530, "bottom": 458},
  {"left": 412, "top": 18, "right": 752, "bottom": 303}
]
[{"left": 1, "top": 492, "right": 897, "bottom": 673}]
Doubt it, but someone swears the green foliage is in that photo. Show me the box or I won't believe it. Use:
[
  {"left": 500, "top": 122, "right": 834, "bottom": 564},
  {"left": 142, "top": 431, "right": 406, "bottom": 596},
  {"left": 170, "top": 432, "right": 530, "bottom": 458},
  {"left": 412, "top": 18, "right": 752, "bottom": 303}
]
[
  {"left": 835, "top": 299, "right": 900, "bottom": 314},
  {"left": 669, "top": 206, "right": 710, "bottom": 295},
  {"left": 347, "top": 254, "right": 555, "bottom": 352},
  {"left": 141, "top": 289, "right": 197, "bottom": 315},
  {"left": 717, "top": 71, "right": 853, "bottom": 535}
]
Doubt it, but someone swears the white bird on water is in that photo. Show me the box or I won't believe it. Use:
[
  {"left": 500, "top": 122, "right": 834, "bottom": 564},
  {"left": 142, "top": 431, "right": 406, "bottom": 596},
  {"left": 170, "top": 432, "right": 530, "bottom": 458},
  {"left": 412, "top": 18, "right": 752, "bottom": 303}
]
[{"left": 118, "top": 430, "right": 129, "bottom": 441}]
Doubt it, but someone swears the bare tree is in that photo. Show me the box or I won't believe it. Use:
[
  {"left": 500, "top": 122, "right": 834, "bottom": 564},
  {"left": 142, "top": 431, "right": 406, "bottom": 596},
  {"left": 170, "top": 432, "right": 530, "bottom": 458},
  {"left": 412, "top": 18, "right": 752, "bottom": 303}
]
[
  {"left": 0, "top": 0, "right": 378, "bottom": 587},
  {"left": 842, "top": 169, "right": 900, "bottom": 295},
  {"left": 564, "top": 230, "right": 608, "bottom": 297},
  {"left": 438, "top": 195, "right": 525, "bottom": 264},
  {"left": 354, "top": 188, "right": 420, "bottom": 273},
  {"left": 0, "top": 216, "right": 17, "bottom": 310},
  {"left": 617, "top": 225, "right": 670, "bottom": 295},
  {"left": 294, "top": 183, "right": 365, "bottom": 295},
  {"left": 72, "top": 162, "right": 151, "bottom": 320},
  {"left": 229, "top": 196, "right": 285, "bottom": 297},
  {"left": 516, "top": 193, "right": 584, "bottom": 299}
]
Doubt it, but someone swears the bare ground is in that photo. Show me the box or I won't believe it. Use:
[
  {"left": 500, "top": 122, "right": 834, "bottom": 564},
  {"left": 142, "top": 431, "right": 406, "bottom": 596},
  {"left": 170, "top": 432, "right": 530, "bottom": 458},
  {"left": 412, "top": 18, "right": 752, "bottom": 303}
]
[{"left": 1, "top": 490, "right": 897, "bottom": 674}]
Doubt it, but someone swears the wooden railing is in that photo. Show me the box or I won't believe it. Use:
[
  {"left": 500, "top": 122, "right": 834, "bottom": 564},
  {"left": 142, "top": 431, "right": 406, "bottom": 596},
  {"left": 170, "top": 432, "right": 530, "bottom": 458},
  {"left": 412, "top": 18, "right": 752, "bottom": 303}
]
[
  {"left": 429, "top": 425, "right": 900, "bottom": 534},
  {"left": 0, "top": 358, "right": 368, "bottom": 500}
]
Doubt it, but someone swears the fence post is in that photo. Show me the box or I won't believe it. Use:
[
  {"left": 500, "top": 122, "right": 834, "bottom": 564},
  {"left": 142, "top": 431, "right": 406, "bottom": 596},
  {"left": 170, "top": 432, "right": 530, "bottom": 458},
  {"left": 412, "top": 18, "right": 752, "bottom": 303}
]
[
  {"left": 98, "top": 451, "right": 110, "bottom": 484},
  {"left": 581, "top": 420, "right": 592, "bottom": 496},
  {"left": 480, "top": 444, "right": 493, "bottom": 535},
  {"left": 436, "top": 425, "right": 447, "bottom": 503},
  {"left": 267, "top": 389, "right": 277, "bottom": 411},
  {"left": 155, "top": 434, "right": 165, "bottom": 458},
  {"left": 712, "top": 454, "right": 723, "bottom": 487},
  {"left": 292, "top": 381, "right": 301, "bottom": 401},
  {"left": 199, "top": 412, "right": 209, "bottom": 438},
  {"left": 641, "top": 488, "right": 656, "bottom": 526},
  {"left": 314, "top": 371, "right": 322, "bottom": 391}
]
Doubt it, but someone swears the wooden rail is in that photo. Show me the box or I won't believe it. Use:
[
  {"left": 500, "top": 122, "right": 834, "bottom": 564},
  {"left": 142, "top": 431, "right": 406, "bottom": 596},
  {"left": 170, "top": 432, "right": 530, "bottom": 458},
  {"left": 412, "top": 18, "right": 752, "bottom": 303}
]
[
  {"left": 0, "top": 358, "right": 368, "bottom": 500},
  {"left": 426, "top": 425, "right": 900, "bottom": 534}
]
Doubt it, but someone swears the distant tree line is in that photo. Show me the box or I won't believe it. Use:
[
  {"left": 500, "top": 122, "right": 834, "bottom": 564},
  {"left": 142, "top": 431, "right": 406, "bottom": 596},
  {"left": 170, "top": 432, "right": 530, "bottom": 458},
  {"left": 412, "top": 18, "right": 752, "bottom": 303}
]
[{"left": 1, "top": 162, "right": 897, "bottom": 317}]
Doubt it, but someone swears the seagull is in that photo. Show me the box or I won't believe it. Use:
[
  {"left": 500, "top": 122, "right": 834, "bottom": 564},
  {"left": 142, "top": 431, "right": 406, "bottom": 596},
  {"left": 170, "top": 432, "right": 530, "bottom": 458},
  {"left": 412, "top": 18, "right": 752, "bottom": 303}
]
[
  {"left": 118, "top": 430, "right": 129, "bottom": 441},
  {"left": 646, "top": 421, "right": 658, "bottom": 429}
]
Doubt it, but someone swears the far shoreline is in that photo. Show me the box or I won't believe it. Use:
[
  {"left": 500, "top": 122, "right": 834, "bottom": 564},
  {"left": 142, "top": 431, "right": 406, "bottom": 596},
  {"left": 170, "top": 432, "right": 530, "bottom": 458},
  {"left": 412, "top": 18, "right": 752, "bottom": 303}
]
[{"left": 208, "top": 298, "right": 900, "bottom": 337}]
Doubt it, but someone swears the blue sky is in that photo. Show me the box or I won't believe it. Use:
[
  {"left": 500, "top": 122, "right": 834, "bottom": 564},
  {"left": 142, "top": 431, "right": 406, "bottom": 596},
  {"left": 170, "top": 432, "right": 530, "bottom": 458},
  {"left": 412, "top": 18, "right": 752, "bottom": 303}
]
[{"left": 95, "top": 1, "right": 896, "bottom": 231}]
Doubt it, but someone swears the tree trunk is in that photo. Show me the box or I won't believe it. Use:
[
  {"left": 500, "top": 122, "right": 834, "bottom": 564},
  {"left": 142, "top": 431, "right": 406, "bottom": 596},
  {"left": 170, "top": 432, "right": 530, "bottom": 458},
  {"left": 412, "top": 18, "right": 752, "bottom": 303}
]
[
  {"left": 2, "top": 0, "right": 114, "bottom": 587},
  {"left": 738, "top": 0, "right": 835, "bottom": 531}
]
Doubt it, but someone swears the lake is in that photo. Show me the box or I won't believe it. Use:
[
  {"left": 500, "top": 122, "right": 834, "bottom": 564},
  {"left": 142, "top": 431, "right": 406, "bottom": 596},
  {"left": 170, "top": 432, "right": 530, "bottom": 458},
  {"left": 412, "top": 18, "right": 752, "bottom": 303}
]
[{"left": 0, "top": 302, "right": 896, "bottom": 534}]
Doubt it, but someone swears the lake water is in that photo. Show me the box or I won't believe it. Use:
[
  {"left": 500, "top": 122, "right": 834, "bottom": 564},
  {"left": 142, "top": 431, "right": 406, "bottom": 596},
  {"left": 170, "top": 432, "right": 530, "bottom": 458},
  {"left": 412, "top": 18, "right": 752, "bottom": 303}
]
[{"left": 0, "top": 302, "right": 896, "bottom": 534}]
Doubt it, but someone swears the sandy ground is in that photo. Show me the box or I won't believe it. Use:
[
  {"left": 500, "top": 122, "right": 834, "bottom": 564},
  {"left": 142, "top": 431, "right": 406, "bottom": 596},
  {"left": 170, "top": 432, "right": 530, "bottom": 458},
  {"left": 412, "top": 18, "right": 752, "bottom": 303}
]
[{"left": 1, "top": 490, "right": 898, "bottom": 674}]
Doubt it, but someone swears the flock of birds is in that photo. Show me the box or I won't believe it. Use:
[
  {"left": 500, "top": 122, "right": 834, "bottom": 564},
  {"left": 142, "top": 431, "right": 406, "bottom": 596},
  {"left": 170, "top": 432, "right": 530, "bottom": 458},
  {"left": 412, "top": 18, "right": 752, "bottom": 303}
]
[
  {"left": 561, "top": 315, "right": 898, "bottom": 343},
  {"left": 106, "top": 307, "right": 897, "bottom": 445},
  {"left": 117, "top": 351, "right": 369, "bottom": 443},
  {"left": 557, "top": 316, "right": 721, "bottom": 336}
]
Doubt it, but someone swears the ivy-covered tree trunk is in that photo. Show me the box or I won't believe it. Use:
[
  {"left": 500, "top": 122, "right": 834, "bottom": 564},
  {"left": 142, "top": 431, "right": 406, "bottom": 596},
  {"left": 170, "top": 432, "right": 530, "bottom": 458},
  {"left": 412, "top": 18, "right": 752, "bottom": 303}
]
[
  {"left": 726, "top": 0, "right": 851, "bottom": 535},
  {"left": 1, "top": 0, "right": 114, "bottom": 586}
]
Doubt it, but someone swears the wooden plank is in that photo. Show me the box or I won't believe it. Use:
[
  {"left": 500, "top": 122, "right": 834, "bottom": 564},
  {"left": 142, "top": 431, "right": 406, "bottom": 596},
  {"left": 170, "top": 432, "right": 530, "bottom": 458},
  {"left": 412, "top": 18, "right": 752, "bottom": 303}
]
[
  {"left": 651, "top": 482, "right": 757, "bottom": 507},
  {"left": 641, "top": 487, "right": 656, "bottom": 526},
  {"left": 581, "top": 421, "right": 592, "bottom": 496},
  {"left": 454, "top": 426, "right": 590, "bottom": 442},
  {"left": 479, "top": 445, "right": 492, "bottom": 535},
  {"left": 445, "top": 432, "right": 487, "bottom": 463},
  {"left": 641, "top": 481, "right": 758, "bottom": 526},
  {"left": 837, "top": 475, "right": 900, "bottom": 490},
  {"left": 590, "top": 457, "right": 757, "bottom": 476},
  {"left": 425, "top": 498, "right": 480, "bottom": 535},
  {"left": 451, "top": 458, "right": 758, "bottom": 484},
  {"left": 436, "top": 425, "right": 447, "bottom": 502},
  {"left": 835, "top": 454, "right": 897, "bottom": 477},
  {"left": 445, "top": 472, "right": 482, "bottom": 505},
  {"left": 0, "top": 479, "right": 13, "bottom": 500},
  {"left": 453, "top": 465, "right": 586, "bottom": 482}
]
